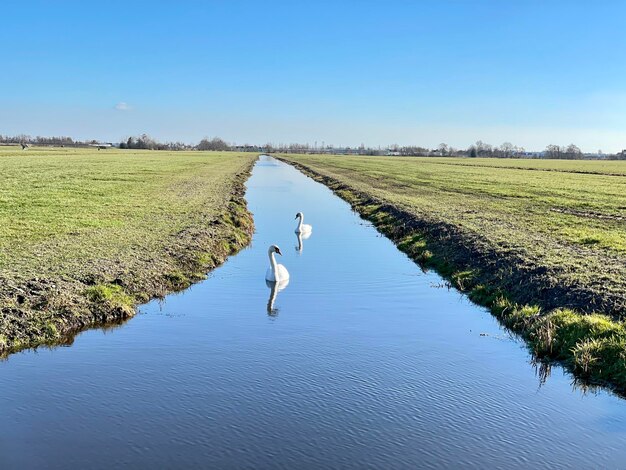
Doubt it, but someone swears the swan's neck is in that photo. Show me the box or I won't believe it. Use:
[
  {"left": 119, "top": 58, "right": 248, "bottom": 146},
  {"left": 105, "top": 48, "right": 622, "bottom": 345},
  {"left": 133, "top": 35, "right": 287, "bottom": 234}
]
[
  {"left": 296, "top": 215, "right": 303, "bottom": 230},
  {"left": 269, "top": 250, "right": 278, "bottom": 272}
]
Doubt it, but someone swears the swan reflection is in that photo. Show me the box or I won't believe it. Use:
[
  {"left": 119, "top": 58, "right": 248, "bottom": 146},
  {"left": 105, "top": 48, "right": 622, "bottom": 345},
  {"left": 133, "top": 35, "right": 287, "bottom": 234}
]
[
  {"left": 266, "top": 278, "right": 289, "bottom": 316},
  {"left": 295, "top": 230, "right": 311, "bottom": 253}
]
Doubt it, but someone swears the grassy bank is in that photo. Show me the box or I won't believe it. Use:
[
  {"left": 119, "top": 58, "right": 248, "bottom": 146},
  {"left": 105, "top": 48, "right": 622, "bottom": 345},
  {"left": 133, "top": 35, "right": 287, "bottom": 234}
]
[
  {"left": 0, "top": 147, "right": 256, "bottom": 355},
  {"left": 278, "top": 154, "right": 626, "bottom": 392}
]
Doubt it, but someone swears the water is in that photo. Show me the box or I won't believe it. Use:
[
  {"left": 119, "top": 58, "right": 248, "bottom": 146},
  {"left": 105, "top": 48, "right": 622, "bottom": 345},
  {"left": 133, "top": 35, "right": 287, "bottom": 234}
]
[{"left": 2, "top": 156, "right": 626, "bottom": 468}]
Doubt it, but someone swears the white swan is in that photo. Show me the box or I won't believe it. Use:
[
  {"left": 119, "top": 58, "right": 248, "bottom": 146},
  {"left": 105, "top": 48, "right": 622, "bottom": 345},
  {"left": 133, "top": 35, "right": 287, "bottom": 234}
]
[
  {"left": 295, "top": 212, "right": 313, "bottom": 234},
  {"left": 265, "top": 245, "right": 289, "bottom": 282}
]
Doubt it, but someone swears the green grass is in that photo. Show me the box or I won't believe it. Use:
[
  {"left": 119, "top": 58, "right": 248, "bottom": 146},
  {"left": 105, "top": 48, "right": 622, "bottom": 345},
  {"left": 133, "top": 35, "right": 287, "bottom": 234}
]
[
  {"left": 0, "top": 147, "right": 255, "bottom": 276},
  {"left": 85, "top": 283, "right": 136, "bottom": 313},
  {"left": 0, "top": 146, "right": 256, "bottom": 354},
  {"left": 279, "top": 153, "right": 626, "bottom": 392},
  {"left": 400, "top": 156, "right": 626, "bottom": 176}
]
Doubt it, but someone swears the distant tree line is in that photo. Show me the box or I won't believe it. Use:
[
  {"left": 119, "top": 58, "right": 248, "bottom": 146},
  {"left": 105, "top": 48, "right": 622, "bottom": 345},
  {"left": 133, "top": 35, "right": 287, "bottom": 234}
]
[
  {"left": 610, "top": 150, "right": 626, "bottom": 160},
  {"left": 270, "top": 140, "right": 620, "bottom": 160},
  {"left": 1, "top": 132, "right": 622, "bottom": 160},
  {"left": 0, "top": 134, "right": 75, "bottom": 146},
  {"left": 119, "top": 135, "right": 233, "bottom": 151},
  {"left": 394, "top": 141, "right": 593, "bottom": 159},
  {"left": 119, "top": 134, "right": 189, "bottom": 151},
  {"left": 543, "top": 144, "right": 583, "bottom": 159},
  {"left": 117, "top": 137, "right": 624, "bottom": 159}
]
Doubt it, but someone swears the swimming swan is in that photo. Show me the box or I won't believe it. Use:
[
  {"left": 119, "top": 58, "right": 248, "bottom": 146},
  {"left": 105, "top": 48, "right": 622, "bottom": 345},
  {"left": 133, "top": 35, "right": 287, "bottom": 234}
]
[
  {"left": 265, "top": 245, "right": 289, "bottom": 282},
  {"left": 295, "top": 212, "right": 313, "bottom": 234}
]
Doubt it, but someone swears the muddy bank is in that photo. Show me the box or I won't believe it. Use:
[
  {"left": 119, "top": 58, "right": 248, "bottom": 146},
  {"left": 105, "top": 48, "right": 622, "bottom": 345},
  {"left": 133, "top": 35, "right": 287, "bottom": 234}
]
[
  {"left": 0, "top": 161, "right": 255, "bottom": 356},
  {"left": 278, "top": 156, "right": 626, "bottom": 394}
]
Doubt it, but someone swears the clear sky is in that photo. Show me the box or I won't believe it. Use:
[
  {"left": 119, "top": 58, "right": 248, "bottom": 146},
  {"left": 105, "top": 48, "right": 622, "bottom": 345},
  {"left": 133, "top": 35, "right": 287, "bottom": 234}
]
[{"left": 1, "top": 0, "right": 625, "bottom": 152}]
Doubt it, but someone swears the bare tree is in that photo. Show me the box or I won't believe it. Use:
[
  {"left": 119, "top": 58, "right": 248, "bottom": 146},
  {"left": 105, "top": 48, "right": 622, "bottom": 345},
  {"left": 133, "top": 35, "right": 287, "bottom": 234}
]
[
  {"left": 565, "top": 144, "right": 582, "bottom": 159},
  {"left": 498, "top": 142, "right": 515, "bottom": 158},
  {"left": 545, "top": 144, "right": 563, "bottom": 159},
  {"left": 198, "top": 137, "right": 230, "bottom": 151},
  {"left": 475, "top": 140, "right": 493, "bottom": 157}
]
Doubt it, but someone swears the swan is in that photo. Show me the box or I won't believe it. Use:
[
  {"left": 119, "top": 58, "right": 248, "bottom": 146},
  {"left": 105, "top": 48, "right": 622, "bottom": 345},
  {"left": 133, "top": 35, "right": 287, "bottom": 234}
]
[
  {"left": 265, "top": 245, "right": 289, "bottom": 282},
  {"left": 295, "top": 212, "right": 312, "bottom": 234}
]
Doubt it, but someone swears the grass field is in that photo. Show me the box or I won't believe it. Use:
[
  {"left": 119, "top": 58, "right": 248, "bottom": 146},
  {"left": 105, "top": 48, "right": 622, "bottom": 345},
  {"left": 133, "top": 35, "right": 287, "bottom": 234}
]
[
  {"left": 399, "top": 156, "right": 626, "bottom": 176},
  {"left": 278, "top": 154, "right": 626, "bottom": 392},
  {"left": 0, "top": 147, "right": 256, "bottom": 354}
]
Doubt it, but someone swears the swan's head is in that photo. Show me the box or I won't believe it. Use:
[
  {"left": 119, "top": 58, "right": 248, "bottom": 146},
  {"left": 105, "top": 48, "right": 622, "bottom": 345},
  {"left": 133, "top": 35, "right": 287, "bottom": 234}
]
[
  {"left": 295, "top": 212, "right": 303, "bottom": 219},
  {"left": 269, "top": 244, "right": 283, "bottom": 256}
]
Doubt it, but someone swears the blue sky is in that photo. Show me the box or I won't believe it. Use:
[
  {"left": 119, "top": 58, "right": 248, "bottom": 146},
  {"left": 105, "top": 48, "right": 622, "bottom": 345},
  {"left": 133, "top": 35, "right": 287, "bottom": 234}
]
[{"left": 1, "top": 0, "right": 625, "bottom": 151}]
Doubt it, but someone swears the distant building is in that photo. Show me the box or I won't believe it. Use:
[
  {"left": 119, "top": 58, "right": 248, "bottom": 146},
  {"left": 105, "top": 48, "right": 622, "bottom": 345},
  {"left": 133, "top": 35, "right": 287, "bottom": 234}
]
[
  {"left": 520, "top": 151, "right": 545, "bottom": 158},
  {"left": 232, "top": 145, "right": 263, "bottom": 152},
  {"left": 89, "top": 143, "right": 113, "bottom": 150}
]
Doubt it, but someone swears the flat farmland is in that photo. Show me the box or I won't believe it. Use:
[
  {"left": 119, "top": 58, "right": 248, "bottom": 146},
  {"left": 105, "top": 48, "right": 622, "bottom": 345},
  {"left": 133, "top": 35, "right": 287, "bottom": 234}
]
[{"left": 0, "top": 147, "right": 256, "bottom": 354}]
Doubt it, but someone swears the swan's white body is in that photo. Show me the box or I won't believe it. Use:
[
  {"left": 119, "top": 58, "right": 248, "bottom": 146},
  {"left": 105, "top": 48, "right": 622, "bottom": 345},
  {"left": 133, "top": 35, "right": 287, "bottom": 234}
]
[
  {"left": 265, "top": 245, "right": 289, "bottom": 282},
  {"left": 295, "top": 212, "right": 312, "bottom": 234}
]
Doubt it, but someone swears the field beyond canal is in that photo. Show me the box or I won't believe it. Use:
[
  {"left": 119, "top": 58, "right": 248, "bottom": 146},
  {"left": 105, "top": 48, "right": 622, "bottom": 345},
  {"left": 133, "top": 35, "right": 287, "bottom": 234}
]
[
  {"left": 0, "top": 147, "right": 256, "bottom": 355},
  {"left": 278, "top": 154, "right": 626, "bottom": 391}
]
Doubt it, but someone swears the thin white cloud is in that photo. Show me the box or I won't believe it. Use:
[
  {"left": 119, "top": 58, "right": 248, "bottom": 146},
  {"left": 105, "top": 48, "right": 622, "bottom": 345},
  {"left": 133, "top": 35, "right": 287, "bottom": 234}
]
[{"left": 115, "top": 102, "right": 131, "bottom": 111}]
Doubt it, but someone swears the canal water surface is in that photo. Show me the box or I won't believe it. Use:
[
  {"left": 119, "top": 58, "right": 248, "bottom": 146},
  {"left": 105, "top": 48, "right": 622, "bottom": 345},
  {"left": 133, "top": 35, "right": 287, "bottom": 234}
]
[{"left": 2, "top": 156, "right": 626, "bottom": 468}]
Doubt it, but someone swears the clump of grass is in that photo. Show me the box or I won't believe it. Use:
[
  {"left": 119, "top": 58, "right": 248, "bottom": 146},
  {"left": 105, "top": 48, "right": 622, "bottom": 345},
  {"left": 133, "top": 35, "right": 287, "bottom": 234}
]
[
  {"left": 451, "top": 270, "right": 476, "bottom": 290},
  {"left": 164, "top": 271, "right": 191, "bottom": 289},
  {"left": 469, "top": 285, "right": 500, "bottom": 308},
  {"left": 547, "top": 310, "right": 624, "bottom": 357},
  {"left": 572, "top": 339, "right": 601, "bottom": 375},
  {"left": 579, "top": 236, "right": 601, "bottom": 246},
  {"left": 492, "top": 297, "right": 540, "bottom": 331},
  {"left": 398, "top": 234, "right": 427, "bottom": 254},
  {"left": 40, "top": 321, "right": 60, "bottom": 341},
  {"left": 85, "top": 283, "right": 135, "bottom": 313},
  {"left": 529, "top": 315, "right": 557, "bottom": 356},
  {"left": 194, "top": 251, "right": 216, "bottom": 270}
]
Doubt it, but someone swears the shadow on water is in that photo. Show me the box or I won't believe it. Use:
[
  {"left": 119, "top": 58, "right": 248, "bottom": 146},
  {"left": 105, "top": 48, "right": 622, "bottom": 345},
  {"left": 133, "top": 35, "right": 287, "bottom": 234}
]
[{"left": 0, "top": 316, "right": 132, "bottom": 361}]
